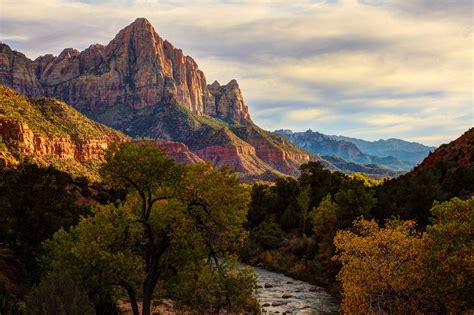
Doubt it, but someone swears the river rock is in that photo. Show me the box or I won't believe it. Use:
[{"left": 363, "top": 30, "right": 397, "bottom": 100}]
[
  {"left": 272, "top": 302, "right": 286, "bottom": 307},
  {"left": 310, "top": 286, "right": 323, "bottom": 292}
]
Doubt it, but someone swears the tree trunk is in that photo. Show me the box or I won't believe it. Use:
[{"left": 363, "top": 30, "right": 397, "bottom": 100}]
[
  {"left": 129, "top": 293, "right": 140, "bottom": 315},
  {"left": 123, "top": 283, "right": 140, "bottom": 315},
  {"left": 142, "top": 295, "right": 151, "bottom": 315},
  {"left": 141, "top": 279, "right": 155, "bottom": 315}
]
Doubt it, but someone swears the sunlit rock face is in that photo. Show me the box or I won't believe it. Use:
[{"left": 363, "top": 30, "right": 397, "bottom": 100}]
[{"left": 0, "top": 18, "right": 249, "bottom": 123}]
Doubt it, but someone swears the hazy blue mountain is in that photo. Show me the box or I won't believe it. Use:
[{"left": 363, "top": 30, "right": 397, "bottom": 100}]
[
  {"left": 275, "top": 129, "right": 414, "bottom": 171},
  {"left": 330, "top": 135, "right": 436, "bottom": 164}
]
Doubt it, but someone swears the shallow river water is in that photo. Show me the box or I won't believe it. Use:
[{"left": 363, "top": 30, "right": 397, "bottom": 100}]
[{"left": 252, "top": 266, "right": 339, "bottom": 314}]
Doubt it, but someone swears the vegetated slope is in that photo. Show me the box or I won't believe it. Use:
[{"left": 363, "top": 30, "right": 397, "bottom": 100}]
[
  {"left": 330, "top": 134, "right": 436, "bottom": 164},
  {"left": 322, "top": 155, "right": 403, "bottom": 178},
  {"left": 414, "top": 128, "right": 474, "bottom": 172},
  {"left": 0, "top": 18, "right": 336, "bottom": 180},
  {"left": 0, "top": 85, "right": 128, "bottom": 179}
]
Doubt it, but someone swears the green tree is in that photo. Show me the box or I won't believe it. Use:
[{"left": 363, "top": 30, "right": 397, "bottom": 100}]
[
  {"left": 334, "top": 179, "right": 376, "bottom": 229},
  {"left": 297, "top": 185, "right": 312, "bottom": 235},
  {"left": 373, "top": 168, "right": 447, "bottom": 227},
  {"left": 99, "top": 142, "right": 181, "bottom": 315},
  {"left": 312, "top": 194, "right": 337, "bottom": 246},
  {"left": 311, "top": 194, "right": 338, "bottom": 285},
  {"left": 423, "top": 197, "right": 474, "bottom": 312},
  {"left": 45, "top": 143, "right": 254, "bottom": 315},
  {"left": 299, "top": 162, "right": 344, "bottom": 209},
  {"left": 44, "top": 203, "right": 143, "bottom": 314},
  {"left": 0, "top": 164, "right": 91, "bottom": 283}
]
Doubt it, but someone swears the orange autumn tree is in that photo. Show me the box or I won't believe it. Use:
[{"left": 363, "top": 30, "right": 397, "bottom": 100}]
[{"left": 333, "top": 218, "right": 425, "bottom": 314}]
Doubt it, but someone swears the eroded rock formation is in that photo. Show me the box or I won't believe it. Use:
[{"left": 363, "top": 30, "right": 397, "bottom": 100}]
[{"left": 0, "top": 18, "right": 251, "bottom": 125}]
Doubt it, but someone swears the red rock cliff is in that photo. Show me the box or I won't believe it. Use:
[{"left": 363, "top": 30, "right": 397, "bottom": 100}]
[
  {"left": 414, "top": 128, "right": 473, "bottom": 173},
  {"left": 0, "top": 117, "right": 127, "bottom": 166},
  {"left": 139, "top": 139, "right": 204, "bottom": 164}
]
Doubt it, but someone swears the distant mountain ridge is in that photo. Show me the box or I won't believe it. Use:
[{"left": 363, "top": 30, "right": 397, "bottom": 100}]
[
  {"left": 330, "top": 134, "right": 436, "bottom": 164},
  {"left": 322, "top": 155, "right": 403, "bottom": 177},
  {"left": 276, "top": 129, "right": 419, "bottom": 171}
]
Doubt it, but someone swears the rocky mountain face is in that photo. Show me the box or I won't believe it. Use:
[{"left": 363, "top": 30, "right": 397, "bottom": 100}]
[
  {"left": 208, "top": 80, "right": 251, "bottom": 124},
  {"left": 276, "top": 129, "right": 413, "bottom": 171},
  {"left": 0, "top": 18, "right": 251, "bottom": 125},
  {"left": 0, "top": 18, "right": 323, "bottom": 180},
  {"left": 414, "top": 128, "right": 473, "bottom": 172},
  {"left": 0, "top": 44, "right": 42, "bottom": 96},
  {"left": 0, "top": 85, "right": 128, "bottom": 179}
]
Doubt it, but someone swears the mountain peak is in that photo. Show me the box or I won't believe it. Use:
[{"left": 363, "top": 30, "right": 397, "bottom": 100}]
[
  {"left": 126, "top": 17, "right": 155, "bottom": 32},
  {"left": 106, "top": 17, "right": 161, "bottom": 56},
  {"left": 114, "top": 17, "right": 158, "bottom": 41},
  {"left": 133, "top": 17, "right": 151, "bottom": 25},
  {"left": 227, "top": 79, "right": 239, "bottom": 87},
  {"left": 208, "top": 79, "right": 251, "bottom": 124},
  {"left": 210, "top": 80, "right": 221, "bottom": 88}
]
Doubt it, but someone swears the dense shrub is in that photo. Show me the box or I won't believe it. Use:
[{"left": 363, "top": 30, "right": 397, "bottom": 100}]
[{"left": 26, "top": 271, "right": 94, "bottom": 315}]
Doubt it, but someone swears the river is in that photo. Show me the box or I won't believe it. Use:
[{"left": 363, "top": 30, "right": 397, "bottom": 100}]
[{"left": 252, "top": 266, "right": 339, "bottom": 314}]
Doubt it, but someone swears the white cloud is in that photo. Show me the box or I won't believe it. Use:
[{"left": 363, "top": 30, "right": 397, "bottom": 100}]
[{"left": 287, "top": 108, "right": 340, "bottom": 122}]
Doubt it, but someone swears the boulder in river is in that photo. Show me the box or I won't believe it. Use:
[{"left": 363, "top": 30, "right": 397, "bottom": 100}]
[
  {"left": 272, "top": 301, "right": 288, "bottom": 307},
  {"left": 310, "top": 286, "right": 323, "bottom": 292}
]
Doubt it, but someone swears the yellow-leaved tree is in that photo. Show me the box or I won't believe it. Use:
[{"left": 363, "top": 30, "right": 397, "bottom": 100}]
[
  {"left": 333, "top": 197, "right": 474, "bottom": 313},
  {"left": 333, "top": 218, "right": 425, "bottom": 314}
]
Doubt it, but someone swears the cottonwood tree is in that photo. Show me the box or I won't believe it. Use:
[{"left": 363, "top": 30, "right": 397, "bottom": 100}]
[{"left": 44, "top": 142, "right": 254, "bottom": 315}]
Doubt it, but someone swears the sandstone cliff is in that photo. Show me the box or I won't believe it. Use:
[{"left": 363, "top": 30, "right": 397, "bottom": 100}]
[
  {"left": 208, "top": 80, "right": 251, "bottom": 125},
  {"left": 0, "top": 44, "right": 42, "bottom": 96},
  {"left": 0, "top": 85, "right": 128, "bottom": 179}
]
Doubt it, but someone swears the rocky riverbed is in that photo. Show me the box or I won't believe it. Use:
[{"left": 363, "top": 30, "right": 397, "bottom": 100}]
[{"left": 252, "top": 266, "right": 339, "bottom": 314}]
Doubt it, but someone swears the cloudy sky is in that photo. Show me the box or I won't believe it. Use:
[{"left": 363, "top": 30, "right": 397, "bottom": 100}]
[{"left": 1, "top": 0, "right": 472, "bottom": 145}]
